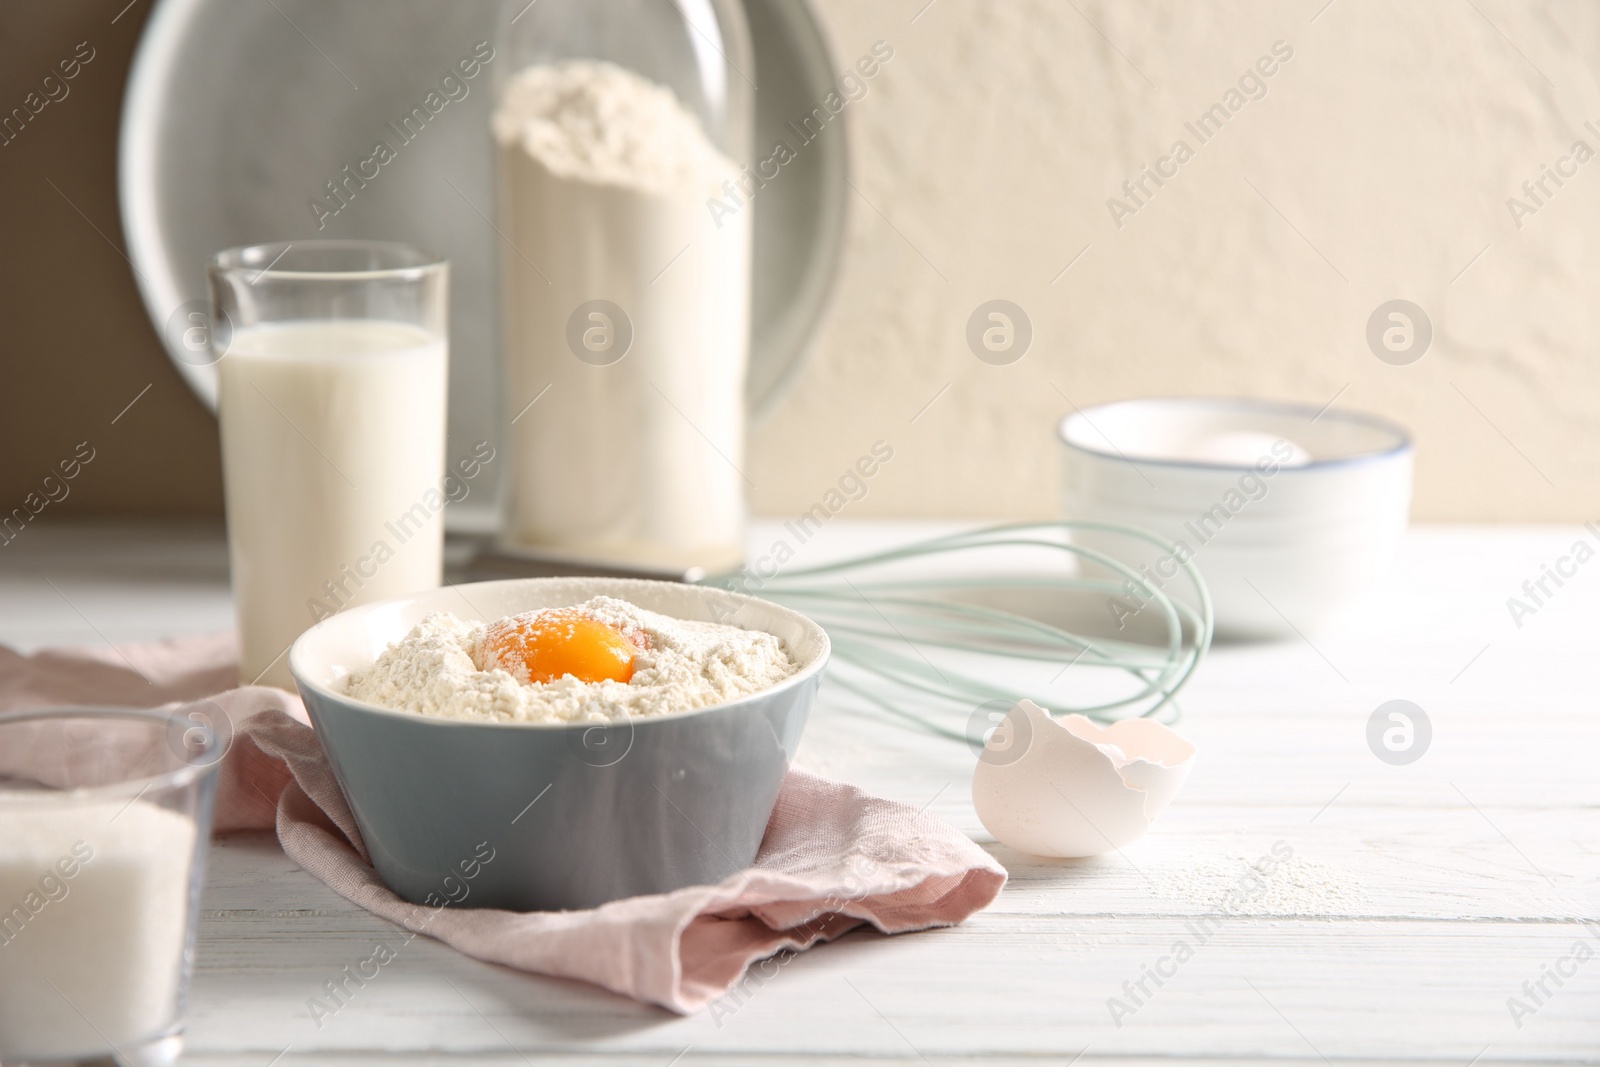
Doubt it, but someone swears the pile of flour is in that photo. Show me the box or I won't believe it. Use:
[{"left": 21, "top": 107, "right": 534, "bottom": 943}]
[
  {"left": 345, "top": 596, "right": 798, "bottom": 724},
  {"left": 492, "top": 60, "right": 751, "bottom": 571},
  {"left": 492, "top": 60, "right": 735, "bottom": 195}
]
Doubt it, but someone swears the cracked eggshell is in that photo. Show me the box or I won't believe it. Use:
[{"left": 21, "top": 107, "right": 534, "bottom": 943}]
[{"left": 971, "top": 700, "right": 1196, "bottom": 858}]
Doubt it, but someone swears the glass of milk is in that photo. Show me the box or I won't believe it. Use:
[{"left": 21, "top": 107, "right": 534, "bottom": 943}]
[
  {"left": 208, "top": 242, "right": 449, "bottom": 689},
  {"left": 0, "top": 705, "right": 223, "bottom": 1066}
]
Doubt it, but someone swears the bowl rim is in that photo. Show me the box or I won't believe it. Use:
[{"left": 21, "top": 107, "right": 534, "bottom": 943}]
[
  {"left": 288, "top": 576, "right": 832, "bottom": 731},
  {"left": 1057, "top": 396, "right": 1414, "bottom": 471}
]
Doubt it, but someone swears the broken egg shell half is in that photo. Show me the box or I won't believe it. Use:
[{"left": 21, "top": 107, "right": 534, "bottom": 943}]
[{"left": 971, "top": 700, "right": 1196, "bottom": 859}]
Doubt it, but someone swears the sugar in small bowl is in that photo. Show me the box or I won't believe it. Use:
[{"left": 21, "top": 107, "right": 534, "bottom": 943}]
[{"left": 1059, "top": 397, "right": 1413, "bottom": 639}]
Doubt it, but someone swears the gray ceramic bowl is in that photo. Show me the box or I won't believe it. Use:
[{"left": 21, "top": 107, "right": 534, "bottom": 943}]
[{"left": 288, "top": 577, "right": 829, "bottom": 912}]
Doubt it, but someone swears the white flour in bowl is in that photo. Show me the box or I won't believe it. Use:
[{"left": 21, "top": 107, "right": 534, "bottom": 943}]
[
  {"left": 344, "top": 596, "right": 797, "bottom": 724},
  {"left": 493, "top": 60, "right": 750, "bottom": 571}
]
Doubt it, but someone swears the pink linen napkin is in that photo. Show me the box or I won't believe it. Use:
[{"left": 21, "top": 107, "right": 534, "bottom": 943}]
[{"left": 0, "top": 635, "right": 1006, "bottom": 1013}]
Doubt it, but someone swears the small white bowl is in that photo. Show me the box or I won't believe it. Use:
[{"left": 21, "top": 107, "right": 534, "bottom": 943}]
[{"left": 1058, "top": 397, "right": 1413, "bottom": 639}]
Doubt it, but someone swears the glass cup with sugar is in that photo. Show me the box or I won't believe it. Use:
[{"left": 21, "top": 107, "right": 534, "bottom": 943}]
[{"left": 0, "top": 705, "right": 225, "bottom": 1067}]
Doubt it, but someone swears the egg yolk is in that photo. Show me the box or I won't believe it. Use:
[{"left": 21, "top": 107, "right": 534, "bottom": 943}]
[{"left": 480, "top": 609, "right": 636, "bottom": 685}]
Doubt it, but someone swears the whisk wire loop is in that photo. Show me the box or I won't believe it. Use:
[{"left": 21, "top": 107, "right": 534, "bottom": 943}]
[{"left": 701, "top": 522, "right": 1212, "bottom": 742}]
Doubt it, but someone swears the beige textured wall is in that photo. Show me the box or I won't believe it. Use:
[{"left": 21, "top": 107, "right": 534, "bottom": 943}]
[
  {"left": 4, "top": 2, "right": 1597, "bottom": 523},
  {"left": 750, "top": 0, "right": 1600, "bottom": 521},
  {"left": 0, "top": 3, "right": 224, "bottom": 518}
]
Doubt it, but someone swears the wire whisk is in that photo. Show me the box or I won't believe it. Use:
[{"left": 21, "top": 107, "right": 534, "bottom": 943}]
[{"left": 700, "top": 522, "right": 1212, "bottom": 744}]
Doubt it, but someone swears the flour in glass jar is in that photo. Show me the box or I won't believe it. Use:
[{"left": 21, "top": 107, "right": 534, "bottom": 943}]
[{"left": 491, "top": 59, "right": 751, "bottom": 570}]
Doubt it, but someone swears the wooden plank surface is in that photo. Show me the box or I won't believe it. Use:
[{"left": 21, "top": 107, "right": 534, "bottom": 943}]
[{"left": 2, "top": 521, "right": 1597, "bottom": 1065}]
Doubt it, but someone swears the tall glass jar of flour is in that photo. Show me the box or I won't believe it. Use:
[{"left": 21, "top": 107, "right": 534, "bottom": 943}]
[{"left": 493, "top": 0, "right": 754, "bottom": 575}]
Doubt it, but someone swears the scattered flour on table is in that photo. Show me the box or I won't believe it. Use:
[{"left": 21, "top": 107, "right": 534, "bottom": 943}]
[
  {"left": 344, "top": 596, "right": 798, "bottom": 724},
  {"left": 1154, "top": 850, "right": 1367, "bottom": 916}
]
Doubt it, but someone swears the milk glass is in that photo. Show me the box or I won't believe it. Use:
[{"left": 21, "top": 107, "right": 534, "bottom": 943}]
[
  {"left": 0, "top": 706, "right": 222, "bottom": 1067},
  {"left": 209, "top": 241, "right": 449, "bottom": 689}
]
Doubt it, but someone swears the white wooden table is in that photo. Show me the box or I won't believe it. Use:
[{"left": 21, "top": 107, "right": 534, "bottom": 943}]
[{"left": 3, "top": 521, "right": 1596, "bottom": 1066}]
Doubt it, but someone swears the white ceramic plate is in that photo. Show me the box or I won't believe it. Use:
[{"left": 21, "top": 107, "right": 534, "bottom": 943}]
[{"left": 118, "top": 0, "right": 847, "bottom": 528}]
